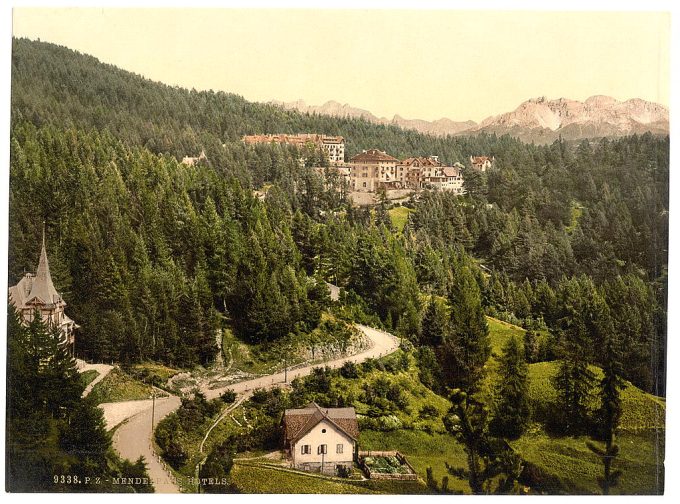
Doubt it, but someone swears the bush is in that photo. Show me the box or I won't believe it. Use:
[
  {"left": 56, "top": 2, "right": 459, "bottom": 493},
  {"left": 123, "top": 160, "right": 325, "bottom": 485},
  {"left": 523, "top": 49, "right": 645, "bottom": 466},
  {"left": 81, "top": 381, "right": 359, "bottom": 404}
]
[
  {"left": 419, "top": 404, "right": 439, "bottom": 419},
  {"left": 199, "top": 438, "right": 236, "bottom": 493},
  {"left": 220, "top": 389, "right": 237, "bottom": 404},
  {"left": 361, "top": 358, "right": 377, "bottom": 373},
  {"left": 340, "top": 361, "right": 359, "bottom": 379},
  {"left": 336, "top": 465, "right": 352, "bottom": 478}
]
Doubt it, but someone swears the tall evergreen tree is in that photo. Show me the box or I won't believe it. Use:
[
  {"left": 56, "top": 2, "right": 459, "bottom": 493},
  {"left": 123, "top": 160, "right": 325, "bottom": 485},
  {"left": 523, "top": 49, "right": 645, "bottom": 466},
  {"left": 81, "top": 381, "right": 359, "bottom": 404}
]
[
  {"left": 420, "top": 296, "right": 448, "bottom": 347},
  {"left": 586, "top": 331, "right": 626, "bottom": 494},
  {"left": 439, "top": 263, "right": 490, "bottom": 391},
  {"left": 490, "top": 336, "right": 530, "bottom": 439}
]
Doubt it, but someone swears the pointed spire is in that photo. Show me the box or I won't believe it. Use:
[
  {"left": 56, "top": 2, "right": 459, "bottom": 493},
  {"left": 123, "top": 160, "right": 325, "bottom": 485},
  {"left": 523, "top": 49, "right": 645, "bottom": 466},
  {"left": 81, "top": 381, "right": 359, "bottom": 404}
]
[{"left": 27, "top": 225, "right": 61, "bottom": 305}]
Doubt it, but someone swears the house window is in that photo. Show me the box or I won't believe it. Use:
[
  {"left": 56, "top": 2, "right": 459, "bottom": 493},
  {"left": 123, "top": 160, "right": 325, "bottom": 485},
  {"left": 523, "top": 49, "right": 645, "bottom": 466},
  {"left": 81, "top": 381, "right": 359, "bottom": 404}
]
[
  {"left": 301, "top": 445, "right": 311, "bottom": 455},
  {"left": 336, "top": 444, "right": 343, "bottom": 454},
  {"left": 318, "top": 444, "right": 327, "bottom": 455}
]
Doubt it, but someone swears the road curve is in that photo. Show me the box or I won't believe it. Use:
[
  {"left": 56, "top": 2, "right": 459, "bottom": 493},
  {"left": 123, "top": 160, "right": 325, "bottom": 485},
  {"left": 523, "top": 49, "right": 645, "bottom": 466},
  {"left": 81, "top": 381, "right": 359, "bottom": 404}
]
[
  {"left": 77, "top": 361, "right": 114, "bottom": 398},
  {"left": 109, "top": 323, "right": 400, "bottom": 493}
]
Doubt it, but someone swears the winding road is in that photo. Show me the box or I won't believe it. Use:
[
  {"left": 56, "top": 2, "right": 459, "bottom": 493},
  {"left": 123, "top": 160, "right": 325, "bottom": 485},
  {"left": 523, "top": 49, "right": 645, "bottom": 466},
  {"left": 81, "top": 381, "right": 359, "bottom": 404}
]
[{"left": 105, "top": 324, "right": 399, "bottom": 493}]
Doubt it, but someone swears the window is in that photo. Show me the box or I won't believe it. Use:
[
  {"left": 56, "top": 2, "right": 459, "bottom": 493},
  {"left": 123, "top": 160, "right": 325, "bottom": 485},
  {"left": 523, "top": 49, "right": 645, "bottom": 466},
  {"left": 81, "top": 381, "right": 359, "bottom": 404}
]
[
  {"left": 336, "top": 444, "right": 343, "bottom": 454},
  {"left": 318, "top": 444, "right": 327, "bottom": 455},
  {"left": 301, "top": 444, "right": 311, "bottom": 455},
  {"left": 321, "top": 428, "right": 327, "bottom": 433}
]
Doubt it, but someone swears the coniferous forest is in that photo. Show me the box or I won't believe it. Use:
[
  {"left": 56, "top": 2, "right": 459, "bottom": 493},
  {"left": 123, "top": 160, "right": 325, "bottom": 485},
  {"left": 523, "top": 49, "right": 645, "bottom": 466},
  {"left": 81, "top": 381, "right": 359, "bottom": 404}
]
[{"left": 7, "top": 38, "right": 668, "bottom": 494}]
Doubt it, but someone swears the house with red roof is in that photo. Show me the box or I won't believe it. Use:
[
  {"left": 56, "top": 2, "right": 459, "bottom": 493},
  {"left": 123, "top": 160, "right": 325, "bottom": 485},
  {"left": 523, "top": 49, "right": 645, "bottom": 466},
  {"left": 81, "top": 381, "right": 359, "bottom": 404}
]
[{"left": 282, "top": 402, "right": 359, "bottom": 474}]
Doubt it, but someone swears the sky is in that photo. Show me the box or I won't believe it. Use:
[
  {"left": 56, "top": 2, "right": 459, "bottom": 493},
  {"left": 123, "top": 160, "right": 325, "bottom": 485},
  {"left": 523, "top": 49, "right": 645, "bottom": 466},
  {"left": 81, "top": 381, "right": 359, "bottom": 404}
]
[{"left": 11, "top": 8, "right": 670, "bottom": 122}]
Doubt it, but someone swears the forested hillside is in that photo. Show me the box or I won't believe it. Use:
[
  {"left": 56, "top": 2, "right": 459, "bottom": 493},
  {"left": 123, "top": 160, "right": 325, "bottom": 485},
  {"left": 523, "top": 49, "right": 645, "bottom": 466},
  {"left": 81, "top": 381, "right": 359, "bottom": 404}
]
[
  {"left": 8, "top": 36, "right": 669, "bottom": 495},
  {"left": 9, "top": 38, "right": 668, "bottom": 397}
]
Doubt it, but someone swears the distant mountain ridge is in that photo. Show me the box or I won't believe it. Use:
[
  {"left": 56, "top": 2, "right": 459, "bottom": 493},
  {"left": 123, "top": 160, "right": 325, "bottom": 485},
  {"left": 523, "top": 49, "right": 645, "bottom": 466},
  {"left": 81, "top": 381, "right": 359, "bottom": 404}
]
[
  {"left": 270, "top": 95, "right": 668, "bottom": 144},
  {"left": 269, "top": 99, "right": 476, "bottom": 137}
]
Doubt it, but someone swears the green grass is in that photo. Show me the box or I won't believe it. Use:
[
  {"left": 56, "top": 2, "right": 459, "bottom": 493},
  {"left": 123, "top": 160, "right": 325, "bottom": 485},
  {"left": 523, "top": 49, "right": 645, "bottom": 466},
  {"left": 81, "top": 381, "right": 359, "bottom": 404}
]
[
  {"left": 388, "top": 206, "right": 414, "bottom": 233},
  {"left": 80, "top": 369, "right": 99, "bottom": 387},
  {"left": 223, "top": 313, "right": 360, "bottom": 376},
  {"left": 210, "top": 315, "right": 665, "bottom": 495},
  {"left": 230, "top": 462, "right": 428, "bottom": 494},
  {"left": 88, "top": 367, "right": 157, "bottom": 404},
  {"left": 360, "top": 429, "right": 469, "bottom": 494},
  {"left": 526, "top": 361, "right": 665, "bottom": 432},
  {"left": 336, "top": 350, "right": 451, "bottom": 431},
  {"left": 487, "top": 316, "right": 525, "bottom": 356},
  {"left": 127, "top": 362, "right": 180, "bottom": 386},
  {"left": 484, "top": 315, "right": 665, "bottom": 494},
  {"left": 566, "top": 201, "right": 584, "bottom": 234},
  {"left": 512, "top": 430, "right": 664, "bottom": 494}
]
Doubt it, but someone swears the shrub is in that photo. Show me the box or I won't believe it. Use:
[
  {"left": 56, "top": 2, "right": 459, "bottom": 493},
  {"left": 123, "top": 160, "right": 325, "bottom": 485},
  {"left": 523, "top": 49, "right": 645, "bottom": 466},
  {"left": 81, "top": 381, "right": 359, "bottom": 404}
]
[
  {"left": 220, "top": 389, "right": 237, "bottom": 404},
  {"left": 361, "top": 358, "right": 377, "bottom": 373},
  {"left": 419, "top": 404, "right": 439, "bottom": 419},
  {"left": 340, "top": 361, "right": 359, "bottom": 379},
  {"left": 336, "top": 465, "right": 352, "bottom": 478}
]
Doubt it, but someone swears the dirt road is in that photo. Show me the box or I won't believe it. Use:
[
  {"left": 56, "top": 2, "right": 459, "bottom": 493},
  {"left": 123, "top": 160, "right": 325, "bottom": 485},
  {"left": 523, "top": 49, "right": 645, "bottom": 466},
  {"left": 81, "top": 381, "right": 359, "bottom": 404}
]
[{"left": 108, "top": 323, "right": 399, "bottom": 493}]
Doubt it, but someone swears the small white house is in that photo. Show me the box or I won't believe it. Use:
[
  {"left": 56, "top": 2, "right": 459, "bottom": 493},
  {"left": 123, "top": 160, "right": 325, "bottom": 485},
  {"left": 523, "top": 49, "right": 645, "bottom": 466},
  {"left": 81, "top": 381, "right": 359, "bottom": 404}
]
[{"left": 282, "top": 402, "right": 359, "bottom": 474}]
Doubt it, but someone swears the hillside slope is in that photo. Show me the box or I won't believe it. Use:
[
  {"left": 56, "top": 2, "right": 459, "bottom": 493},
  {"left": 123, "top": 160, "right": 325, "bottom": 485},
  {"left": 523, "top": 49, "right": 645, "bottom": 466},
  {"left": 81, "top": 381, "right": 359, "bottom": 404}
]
[{"left": 11, "top": 37, "right": 523, "bottom": 165}]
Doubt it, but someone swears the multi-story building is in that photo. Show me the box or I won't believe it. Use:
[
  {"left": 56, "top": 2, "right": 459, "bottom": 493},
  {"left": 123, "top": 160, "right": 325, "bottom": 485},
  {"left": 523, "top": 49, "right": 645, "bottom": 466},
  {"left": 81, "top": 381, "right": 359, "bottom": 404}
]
[
  {"left": 470, "top": 155, "right": 494, "bottom": 171},
  {"left": 8, "top": 232, "right": 78, "bottom": 354},
  {"left": 242, "top": 134, "right": 345, "bottom": 163},
  {"left": 347, "top": 149, "right": 400, "bottom": 191},
  {"left": 422, "top": 163, "right": 465, "bottom": 194},
  {"left": 399, "top": 156, "right": 465, "bottom": 193},
  {"left": 399, "top": 156, "right": 442, "bottom": 189},
  {"left": 282, "top": 402, "right": 359, "bottom": 475}
]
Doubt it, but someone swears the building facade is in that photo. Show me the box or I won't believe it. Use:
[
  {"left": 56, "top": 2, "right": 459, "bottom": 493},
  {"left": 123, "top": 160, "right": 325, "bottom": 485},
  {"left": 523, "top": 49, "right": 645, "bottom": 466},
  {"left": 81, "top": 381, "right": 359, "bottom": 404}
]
[
  {"left": 399, "top": 156, "right": 466, "bottom": 193},
  {"left": 242, "top": 134, "right": 345, "bottom": 163},
  {"left": 8, "top": 233, "right": 77, "bottom": 353},
  {"left": 347, "top": 149, "right": 400, "bottom": 191},
  {"left": 470, "top": 155, "right": 495, "bottom": 171},
  {"left": 282, "top": 403, "right": 359, "bottom": 474}
]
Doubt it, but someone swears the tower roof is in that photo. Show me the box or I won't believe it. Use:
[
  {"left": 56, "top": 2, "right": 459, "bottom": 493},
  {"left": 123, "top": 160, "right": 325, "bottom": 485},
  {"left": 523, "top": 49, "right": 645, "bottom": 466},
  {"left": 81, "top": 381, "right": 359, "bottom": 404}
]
[{"left": 26, "top": 230, "right": 62, "bottom": 305}]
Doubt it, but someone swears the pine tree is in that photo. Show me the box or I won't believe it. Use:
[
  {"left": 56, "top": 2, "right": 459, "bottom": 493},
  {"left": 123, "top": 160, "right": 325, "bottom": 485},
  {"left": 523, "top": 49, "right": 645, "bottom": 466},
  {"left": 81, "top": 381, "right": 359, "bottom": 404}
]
[
  {"left": 444, "top": 390, "right": 487, "bottom": 494},
  {"left": 420, "top": 296, "right": 447, "bottom": 347},
  {"left": 444, "top": 390, "right": 523, "bottom": 494},
  {"left": 523, "top": 329, "right": 540, "bottom": 363},
  {"left": 199, "top": 438, "right": 236, "bottom": 493},
  {"left": 490, "top": 336, "right": 530, "bottom": 439},
  {"left": 586, "top": 331, "right": 626, "bottom": 494},
  {"left": 440, "top": 264, "right": 490, "bottom": 391}
]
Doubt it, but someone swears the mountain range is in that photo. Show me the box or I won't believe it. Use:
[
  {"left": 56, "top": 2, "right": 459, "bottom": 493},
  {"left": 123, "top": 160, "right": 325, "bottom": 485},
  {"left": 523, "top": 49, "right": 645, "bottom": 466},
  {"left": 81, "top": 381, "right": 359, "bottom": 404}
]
[{"left": 270, "top": 95, "right": 669, "bottom": 144}]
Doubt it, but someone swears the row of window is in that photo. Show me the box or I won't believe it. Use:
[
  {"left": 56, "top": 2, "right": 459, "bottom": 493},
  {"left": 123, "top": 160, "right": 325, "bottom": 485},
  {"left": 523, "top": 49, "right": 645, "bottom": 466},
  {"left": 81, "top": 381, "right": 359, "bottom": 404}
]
[{"left": 300, "top": 443, "right": 343, "bottom": 455}]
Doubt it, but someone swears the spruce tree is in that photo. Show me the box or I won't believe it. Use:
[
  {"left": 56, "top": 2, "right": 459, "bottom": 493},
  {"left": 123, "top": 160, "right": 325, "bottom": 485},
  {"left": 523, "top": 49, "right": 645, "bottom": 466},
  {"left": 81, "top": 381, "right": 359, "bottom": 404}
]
[
  {"left": 490, "top": 336, "right": 530, "bottom": 439},
  {"left": 420, "top": 296, "right": 447, "bottom": 347},
  {"left": 586, "top": 331, "right": 626, "bottom": 494},
  {"left": 199, "top": 438, "right": 236, "bottom": 493},
  {"left": 440, "top": 264, "right": 490, "bottom": 391}
]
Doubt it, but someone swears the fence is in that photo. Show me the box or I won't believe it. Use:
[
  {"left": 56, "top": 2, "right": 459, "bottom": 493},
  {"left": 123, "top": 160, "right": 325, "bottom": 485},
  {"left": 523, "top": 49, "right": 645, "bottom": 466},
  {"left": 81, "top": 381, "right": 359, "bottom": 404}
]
[{"left": 357, "top": 450, "right": 418, "bottom": 481}]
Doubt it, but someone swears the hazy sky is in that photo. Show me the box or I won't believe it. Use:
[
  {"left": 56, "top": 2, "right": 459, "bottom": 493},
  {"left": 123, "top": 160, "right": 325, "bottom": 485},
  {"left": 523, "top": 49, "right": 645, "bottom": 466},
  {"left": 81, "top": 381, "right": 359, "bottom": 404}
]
[{"left": 12, "top": 8, "right": 670, "bottom": 122}]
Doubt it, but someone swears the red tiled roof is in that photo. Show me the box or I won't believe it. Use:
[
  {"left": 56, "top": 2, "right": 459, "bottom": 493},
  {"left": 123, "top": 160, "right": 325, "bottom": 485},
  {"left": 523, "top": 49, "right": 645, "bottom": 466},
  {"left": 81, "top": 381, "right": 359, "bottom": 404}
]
[
  {"left": 400, "top": 156, "right": 441, "bottom": 167},
  {"left": 442, "top": 166, "right": 461, "bottom": 177},
  {"left": 282, "top": 402, "right": 359, "bottom": 444},
  {"left": 350, "top": 149, "right": 399, "bottom": 163}
]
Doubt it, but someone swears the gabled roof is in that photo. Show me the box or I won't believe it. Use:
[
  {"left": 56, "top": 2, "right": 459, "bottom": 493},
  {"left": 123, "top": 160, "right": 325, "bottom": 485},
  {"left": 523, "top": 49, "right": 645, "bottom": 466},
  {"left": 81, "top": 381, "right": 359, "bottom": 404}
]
[
  {"left": 350, "top": 149, "right": 399, "bottom": 163},
  {"left": 283, "top": 402, "right": 359, "bottom": 444},
  {"left": 400, "top": 156, "right": 442, "bottom": 167},
  {"left": 442, "top": 166, "right": 462, "bottom": 177}
]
